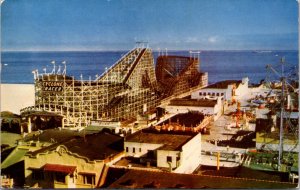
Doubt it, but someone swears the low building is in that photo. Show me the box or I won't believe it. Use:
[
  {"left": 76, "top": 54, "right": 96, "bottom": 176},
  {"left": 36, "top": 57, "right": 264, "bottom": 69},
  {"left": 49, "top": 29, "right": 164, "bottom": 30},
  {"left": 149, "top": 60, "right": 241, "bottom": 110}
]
[
  {"left": 1, "top": 128, "right": 90, "bottom": 187},
  {"left": 124, "top": 131, "right": 201, "bottom": 173},
  {"left": 191, "top": 77, "right": 249, "bottom": 103},
  {"left": 154, "top": 112, "right": 212, "bottom": 134},
  {"left": 165, "top": 97, "right": 222, "bottom": 121},
  {"left": 106, "top": 168, "right": 297, "bottom": 189},
  {"left": 24, "top": 131, "right": 124, "bottom": 188}
]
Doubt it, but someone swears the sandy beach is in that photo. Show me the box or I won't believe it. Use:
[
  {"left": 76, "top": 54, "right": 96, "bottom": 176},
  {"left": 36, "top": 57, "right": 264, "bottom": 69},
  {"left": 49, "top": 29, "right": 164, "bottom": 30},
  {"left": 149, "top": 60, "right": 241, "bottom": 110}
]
[{"left": 1, "top": 84, "right": 35, "bottom": 115}]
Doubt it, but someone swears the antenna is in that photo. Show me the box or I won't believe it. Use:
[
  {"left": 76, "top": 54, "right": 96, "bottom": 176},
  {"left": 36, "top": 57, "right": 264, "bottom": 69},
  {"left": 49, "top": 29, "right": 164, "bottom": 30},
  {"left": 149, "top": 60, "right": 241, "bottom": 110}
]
[{"left": 266, "top": 57, "right": 298, "bottom": 171}]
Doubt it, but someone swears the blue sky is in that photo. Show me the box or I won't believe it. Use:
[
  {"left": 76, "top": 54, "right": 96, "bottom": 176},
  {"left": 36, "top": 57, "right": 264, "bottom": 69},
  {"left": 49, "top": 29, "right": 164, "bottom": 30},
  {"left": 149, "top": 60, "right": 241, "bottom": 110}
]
[{"left": 1, "top": 0, "right": 298, "bottom": 51}]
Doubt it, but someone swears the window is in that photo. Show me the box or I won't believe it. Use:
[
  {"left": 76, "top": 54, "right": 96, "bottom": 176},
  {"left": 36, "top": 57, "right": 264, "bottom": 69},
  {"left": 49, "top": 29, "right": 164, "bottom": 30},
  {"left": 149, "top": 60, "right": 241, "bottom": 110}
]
[
  {"left": 139, "top": 148, "right": 142, "bottom": 152},
  {"left": 199, "top": 92, "right": 202, "bottom": 96},
  {"left": 203, "top": 92, "right": 206, "bottom": 96},
  {"left": 208, "top": 92, "right": 210, "bottom": 95},
  {"left": 167, "top": 156, "right": 172, "bottom": 162},
  {"left": 32, "top": 169, "right": 44, "bottom": 180},
  {"left": 85, "top": 175, "right": 94, "bottom": 185},
  {"left": 221, "top": 93, "right": 224, "bottom": 96},
  {"left": 79, "top": 174, "right": 95, "bottom": 185},
  {"left": 216, "top": 93, "right": 219, "bottom": 96},
  {"left": 147, "top": 150, "right": 155, "bottom": 158},
  {"left": 133, "top": 147, "right": 135, "bottom": 153},
  {"left": 212, "top": 93, "right": 215, "bottom": 96},
  {"left": 126, "top": 147, "right": 128, "bottom": 152},
  {"left": 55, "top": 172, "right": 66, "bottom": 183}
]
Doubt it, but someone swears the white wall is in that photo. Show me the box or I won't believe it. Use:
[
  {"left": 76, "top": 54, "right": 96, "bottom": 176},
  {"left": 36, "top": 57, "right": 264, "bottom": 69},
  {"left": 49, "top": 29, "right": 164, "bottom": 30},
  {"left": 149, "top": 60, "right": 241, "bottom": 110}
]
[
  {"left": 157, "top": 150, "right": 180, "bottom": 169},
  {"left": 166, "top": 105, "right": 214, "bottom": 115},
  {"left": 165, "top": 98, "right": 222, "bottom": 121},
  {"left": 235, "top": 77, "right": 249, "bottom": 98},
  {"left": 191, "top": 87, "right": 232, "bottom": 101},
  {"left": 174, "top": 133, "right": 202, "bottom": 174}
]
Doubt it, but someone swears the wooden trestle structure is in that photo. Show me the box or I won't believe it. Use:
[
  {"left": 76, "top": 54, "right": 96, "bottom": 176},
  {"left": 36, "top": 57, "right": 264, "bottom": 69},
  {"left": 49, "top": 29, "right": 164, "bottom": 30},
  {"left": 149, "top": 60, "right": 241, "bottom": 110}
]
[
  {"left": 21, "top": 45, "right": 207, "bottom": 129},
  {"left": 21, "top": 47, "right": 158, "bottom": 128}
]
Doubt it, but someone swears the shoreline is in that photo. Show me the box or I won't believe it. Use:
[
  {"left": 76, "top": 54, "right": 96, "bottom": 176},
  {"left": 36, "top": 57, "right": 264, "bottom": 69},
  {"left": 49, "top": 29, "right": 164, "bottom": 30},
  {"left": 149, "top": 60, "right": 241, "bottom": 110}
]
[{"left": 1, "top": 84, "right": 35, "bottom": 115}]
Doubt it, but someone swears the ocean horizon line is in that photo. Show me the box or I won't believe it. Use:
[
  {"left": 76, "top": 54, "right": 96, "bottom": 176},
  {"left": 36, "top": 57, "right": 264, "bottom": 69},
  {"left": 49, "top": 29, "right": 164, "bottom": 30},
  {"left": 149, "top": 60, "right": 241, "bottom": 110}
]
[{"left": 1, "top": 49, "right": 298, "bottom": 53}]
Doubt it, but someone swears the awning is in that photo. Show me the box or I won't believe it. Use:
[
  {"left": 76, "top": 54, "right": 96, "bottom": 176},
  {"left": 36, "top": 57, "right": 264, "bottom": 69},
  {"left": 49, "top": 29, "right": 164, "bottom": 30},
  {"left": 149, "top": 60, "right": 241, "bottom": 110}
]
[{"left": 43, "top": 164, "right": 76, "bottom": 174}]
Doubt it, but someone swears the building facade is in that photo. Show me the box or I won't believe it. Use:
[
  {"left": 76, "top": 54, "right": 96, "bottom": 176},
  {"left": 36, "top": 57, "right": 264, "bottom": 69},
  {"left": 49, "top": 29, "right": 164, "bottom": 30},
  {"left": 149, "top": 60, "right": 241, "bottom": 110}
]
[
  {"left": 24, "top": 132, "right": 124, "bottom": 188},
  {"left": 124, "top": 131, "right": 201, "bottom": 173}
]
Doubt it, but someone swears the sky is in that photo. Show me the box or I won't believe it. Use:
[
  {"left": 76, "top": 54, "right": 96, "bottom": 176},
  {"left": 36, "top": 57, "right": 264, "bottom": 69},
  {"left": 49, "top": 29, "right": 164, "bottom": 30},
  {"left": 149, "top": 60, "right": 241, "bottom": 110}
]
[{"left": 1, "top": 0, "right": 298, "bottom": 51}]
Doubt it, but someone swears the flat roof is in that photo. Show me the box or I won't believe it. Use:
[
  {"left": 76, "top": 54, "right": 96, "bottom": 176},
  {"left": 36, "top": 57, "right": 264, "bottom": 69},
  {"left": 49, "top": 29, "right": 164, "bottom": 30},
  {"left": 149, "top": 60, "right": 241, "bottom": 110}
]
[
  {"left": 108, "top": 169, "right": 297, "bottom": 189},
  {"left": 125, "top": 131, "right": 193, "bottom": 151},
  {"left": 205, "top": 80, "right": 242, "bottom": 89},
  {"left": 160, "top": 112, "right": 204, "bottom": 128},
  {"left": 169, "top": 98, "right": 217, "bottom": 107}
]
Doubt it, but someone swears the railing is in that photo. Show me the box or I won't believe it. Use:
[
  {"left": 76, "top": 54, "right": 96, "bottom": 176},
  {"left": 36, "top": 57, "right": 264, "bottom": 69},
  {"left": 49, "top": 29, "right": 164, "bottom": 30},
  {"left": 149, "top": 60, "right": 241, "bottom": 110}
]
[{"left": 95, "top": 48, "right": 142, "bottom": 81}]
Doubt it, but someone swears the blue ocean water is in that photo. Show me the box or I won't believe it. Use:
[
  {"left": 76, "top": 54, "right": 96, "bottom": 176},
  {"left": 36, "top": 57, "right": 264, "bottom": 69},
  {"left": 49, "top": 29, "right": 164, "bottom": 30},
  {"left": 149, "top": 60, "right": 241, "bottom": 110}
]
[{"left": 1, "top": 50, "right": 298, "bottom": 84}]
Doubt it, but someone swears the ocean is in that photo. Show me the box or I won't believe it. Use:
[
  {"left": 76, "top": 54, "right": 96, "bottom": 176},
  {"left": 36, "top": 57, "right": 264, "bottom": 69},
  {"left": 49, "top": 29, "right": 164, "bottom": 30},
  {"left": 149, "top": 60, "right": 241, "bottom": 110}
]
[{"left": 1, "top": 50, "right": 298, "bottom": 84}]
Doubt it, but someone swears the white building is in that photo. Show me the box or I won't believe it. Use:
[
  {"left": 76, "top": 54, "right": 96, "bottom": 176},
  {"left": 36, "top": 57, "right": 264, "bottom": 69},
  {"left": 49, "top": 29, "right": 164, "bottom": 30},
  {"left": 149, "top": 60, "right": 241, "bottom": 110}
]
[
  {"left": 191, "top": 77, "right": 249, "bottom": 102},
  {"left": 124, "top": 131, "right": 201, "bottom": 174},
  {"left": 165, "top": 97, "right": 222, "bottom": 121}
]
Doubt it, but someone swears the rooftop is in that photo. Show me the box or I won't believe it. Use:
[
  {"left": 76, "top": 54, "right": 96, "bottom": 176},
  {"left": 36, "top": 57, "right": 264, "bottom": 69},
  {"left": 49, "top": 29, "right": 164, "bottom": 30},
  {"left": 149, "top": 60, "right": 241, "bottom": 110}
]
[
  {"left": 160, "top": 112, "right": 205, "bottom": 128},
  {"left": 27, "top": 131, "right": 124, "bottom": 161},
  {"left": 125, "top": 131, "right": 193, "bottom": 151},
  {"left": 107, "top": 169, "right": 297, "bottom": 189},
  {"left": 22, "top": 128, "right": 88, "bottom": 143},
  {"left": 169, "top": 98, "right": 217, "bottom": 107},
  {"left": 205, "top": 80, "right": 242, "bottom": 89}
]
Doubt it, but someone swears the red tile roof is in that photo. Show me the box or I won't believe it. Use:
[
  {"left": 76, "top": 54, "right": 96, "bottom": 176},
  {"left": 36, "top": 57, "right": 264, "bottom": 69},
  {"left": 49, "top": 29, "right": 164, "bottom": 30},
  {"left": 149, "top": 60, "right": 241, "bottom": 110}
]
[{"left": 44, "top": 163, "right": 76, "bottom": 174}]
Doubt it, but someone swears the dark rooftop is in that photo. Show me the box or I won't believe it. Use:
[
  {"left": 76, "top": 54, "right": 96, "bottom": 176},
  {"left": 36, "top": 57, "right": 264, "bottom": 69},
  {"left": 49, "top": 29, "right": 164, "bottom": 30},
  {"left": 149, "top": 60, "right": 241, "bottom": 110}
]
[
  {"left": 22, "top": 128, "right": 95, "bottom": 143},
  {"left": 125, "top": 131, "right": 193, "bottom": 151},
  {"left": 205, "top": 80, "right": 242, "bottom": 89},
  {"left": 169, "top": 98, "right": 217, "bottom": 107},
  {"left": 160, "top": 112, "right": 205, "bottom": 128},
  {"left": 107, "top": 168, "right": 297, "bottom": 189},
  {"left": 27, "top": 131, "right": 124, "bottom": 161}
]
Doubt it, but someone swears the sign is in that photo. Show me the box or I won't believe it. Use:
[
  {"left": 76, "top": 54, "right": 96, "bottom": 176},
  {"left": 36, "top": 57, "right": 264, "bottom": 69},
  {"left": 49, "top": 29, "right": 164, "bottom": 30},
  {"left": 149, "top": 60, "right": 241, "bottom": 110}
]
[{"left": 42, "top": 81, "right": 63, "bottom": 92}]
